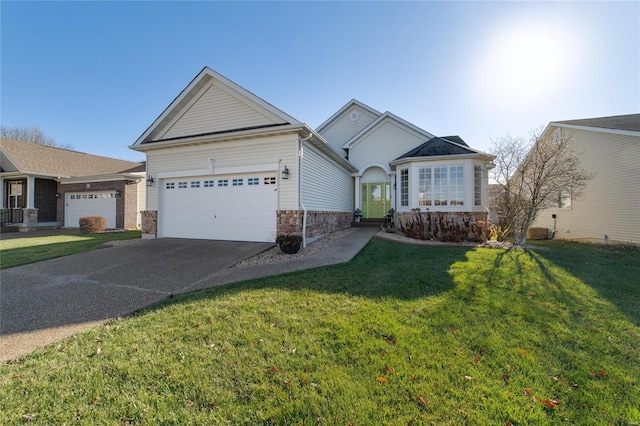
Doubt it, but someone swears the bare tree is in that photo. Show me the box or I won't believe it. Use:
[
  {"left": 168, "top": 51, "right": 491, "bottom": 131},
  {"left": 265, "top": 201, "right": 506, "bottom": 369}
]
[
  {"left": 489, "top": 128, "right": 593, "bottom": 245},
  {"left": 0, "top": 125, "right": 72, "bottom": 149}
]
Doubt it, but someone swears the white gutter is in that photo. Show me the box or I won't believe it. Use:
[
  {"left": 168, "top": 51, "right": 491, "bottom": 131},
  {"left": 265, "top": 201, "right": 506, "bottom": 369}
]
[{"left": 298, "top": 132, "right": 313, "bottom": 248}]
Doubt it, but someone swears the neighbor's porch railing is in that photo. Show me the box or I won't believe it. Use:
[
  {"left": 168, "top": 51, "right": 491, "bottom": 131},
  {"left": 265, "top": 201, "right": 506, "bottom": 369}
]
[{"left": 0, "top": 208, "right": 24, "bottom": 225}]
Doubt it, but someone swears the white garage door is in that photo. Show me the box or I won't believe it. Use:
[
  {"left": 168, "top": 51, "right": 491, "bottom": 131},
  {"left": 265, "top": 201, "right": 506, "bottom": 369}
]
[
  {"left": 65, "top": 191, "right": 117, "bottom": 228},
  {"left": 160, "top": 173, "right": 277, "bottom": 242}
]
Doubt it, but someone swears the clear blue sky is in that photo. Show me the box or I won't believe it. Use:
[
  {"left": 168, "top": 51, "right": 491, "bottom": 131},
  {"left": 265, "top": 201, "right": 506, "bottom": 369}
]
[{"left": 2, "top": 1, "right": 638, "bottom": 162}]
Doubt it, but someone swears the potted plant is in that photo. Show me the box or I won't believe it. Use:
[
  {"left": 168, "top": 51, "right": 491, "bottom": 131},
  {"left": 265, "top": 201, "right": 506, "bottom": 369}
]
[
  {"left": 354, "top": 208, "right": 362, "bottom": 223},
  {"left": 276, "top": 234, "right": 303, "bottom": 254}
]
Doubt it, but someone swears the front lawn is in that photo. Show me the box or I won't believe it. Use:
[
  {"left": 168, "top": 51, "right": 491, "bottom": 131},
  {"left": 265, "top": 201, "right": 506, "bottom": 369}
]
[
  {"left": 1, "top": 239, "right": 638, "bottom": 424},
  {"left": 0, "top": 230, "right": 142, "bottom": 269}
]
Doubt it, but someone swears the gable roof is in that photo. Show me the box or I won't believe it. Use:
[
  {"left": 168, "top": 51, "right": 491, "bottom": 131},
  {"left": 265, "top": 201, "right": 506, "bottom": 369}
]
[
  {"left": 342, "top": 111, "right": 435, "bottom": 150},
  {"left": 394, "top": 136, "right": 480, "bottom": 161},
  {"left": 315, "top": 99, "right": 382, "bottom": 134},
  {"left": 133, "top": 67, "right": 301, "bottom": 146},
  {"left": 0, "top": 138, "right": 144, "bottom": 178},
  {"left": 551, "top": 114, "right": 640, "bottom": 136}
]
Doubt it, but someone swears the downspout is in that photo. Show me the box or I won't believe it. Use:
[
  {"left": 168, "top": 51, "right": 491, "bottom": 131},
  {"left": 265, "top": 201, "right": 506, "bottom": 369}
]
[{"left": 299, "top": 132, "right": 313, "bottom": 249}]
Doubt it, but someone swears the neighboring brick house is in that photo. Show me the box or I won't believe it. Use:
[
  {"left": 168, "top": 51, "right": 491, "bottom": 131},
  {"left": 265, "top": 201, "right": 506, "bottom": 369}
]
[{"left": 1, "top": 138, "right": 146, "bottom": 231}]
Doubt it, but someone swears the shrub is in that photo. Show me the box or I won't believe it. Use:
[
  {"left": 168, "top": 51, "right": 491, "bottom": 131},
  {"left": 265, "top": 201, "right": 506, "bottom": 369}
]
[{"left": 79, "top": 216, "right": 107, "bottom": 233}]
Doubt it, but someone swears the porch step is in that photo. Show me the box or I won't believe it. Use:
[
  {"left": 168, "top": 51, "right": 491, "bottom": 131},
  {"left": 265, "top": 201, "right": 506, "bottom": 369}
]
[{"left": 352, "top": 219, "right": 385, "bottom": 228}]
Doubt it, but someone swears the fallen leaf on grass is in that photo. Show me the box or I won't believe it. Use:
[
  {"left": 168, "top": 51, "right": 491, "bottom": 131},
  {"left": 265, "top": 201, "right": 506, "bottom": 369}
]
[
  {"left": 22, "top": 414, "right": 36, "bottom": 422},
  {"left": 517, "top": 349, "right": 528, "bottom": 355},
  {"left": 540, "top": 398, "right": 560, "bottom": 409},
  {"left": 502, "top": 374, "right": 510, "bottom": 384},
  {"left": 417, "top": 395, "right": 428, "bottom": 407},
  {"left": 523, "top": 388, "right": 534, "bottom": 397},
  {"left": 529, "top": 292, "right": 536, "bottom": 298},
  {"left": 464, "top": 375, "right": 473, "bottom": 381},
  {"left": 376, "top": 377, "right": 388, "bottom": 384},
  {"left": 92, "top": 396, "right": 101, "bottom": 405},
  {"left": 411, "top": 374, "right": 420, "bottom": 381},
  {"left": 384, "top": 364, "right": 394, "bottom": 375},
  {"left": 267, "top": 366, "right": 279, "bottom": 375}
]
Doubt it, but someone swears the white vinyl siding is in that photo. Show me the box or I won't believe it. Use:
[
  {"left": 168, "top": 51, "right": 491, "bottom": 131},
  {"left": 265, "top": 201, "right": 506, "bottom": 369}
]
[
  {"left": 348, "top": 120, "right": 425, "bottom": 170},
  {"left": 145, "top": 134, "right": 299, "bottom": 212},
  {"left": 532, "top": 128, "right": 640, "bottom": 244},
  {"left": 317, "top": 107, "right": 380, "bottom": 156},
  {"left": 300, "top": 142, "right": 354, "bottom": 211},
  {"left": 160, "top": 82, "right": 284, "bottom": 140}
]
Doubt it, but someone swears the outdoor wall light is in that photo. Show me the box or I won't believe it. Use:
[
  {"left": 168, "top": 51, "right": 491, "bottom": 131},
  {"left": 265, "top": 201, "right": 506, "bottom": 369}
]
[
  {"left": 115, "top": 189, "right": 122, "bottom": 197},
  {"left": 281, "top": 165, "right": 290, "bottom": 180},
  {"left": 146, "top": 175, "right": 154, "bottom": 186}
]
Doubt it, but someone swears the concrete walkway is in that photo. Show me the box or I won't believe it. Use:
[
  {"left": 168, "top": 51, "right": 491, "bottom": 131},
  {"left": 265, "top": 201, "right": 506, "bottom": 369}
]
[{"left": 0, "top": 227, "right": 378, "bottom": 362}]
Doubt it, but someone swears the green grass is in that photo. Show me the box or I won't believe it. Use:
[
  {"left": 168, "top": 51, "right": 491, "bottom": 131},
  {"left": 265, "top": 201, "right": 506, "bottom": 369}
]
[
  {"left": 1, "top": 239, "right": 638, "bottom": 425},
  {"left": 0, "top": 230, "right": 142, "bottom": 269}
]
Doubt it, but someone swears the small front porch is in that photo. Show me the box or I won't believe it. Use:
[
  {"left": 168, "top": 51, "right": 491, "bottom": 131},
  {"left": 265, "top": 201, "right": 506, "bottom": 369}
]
[
  {"left": 354, "top": 163, "right": 395, "bottom": 220},
  {"left": 1, "top": 176, "right": 61, "bottom": 232}
]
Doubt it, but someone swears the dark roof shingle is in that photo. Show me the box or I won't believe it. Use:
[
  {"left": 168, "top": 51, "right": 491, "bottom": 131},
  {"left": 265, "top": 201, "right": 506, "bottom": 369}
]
[
  {"left": 553, "top": 114, "right": 640, "bottom": 132},
  {"left": 395, "top": 136, "right": 475, "bottom": 160}
]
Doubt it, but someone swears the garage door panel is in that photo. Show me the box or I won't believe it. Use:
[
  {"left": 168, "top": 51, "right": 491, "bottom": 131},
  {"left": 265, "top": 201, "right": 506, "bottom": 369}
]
[
  {"left": 161, "top": 174, "right": 277, "bottom": 242},
  {"left": 65, "top": 192, "right": 117, "bottom": 228}
]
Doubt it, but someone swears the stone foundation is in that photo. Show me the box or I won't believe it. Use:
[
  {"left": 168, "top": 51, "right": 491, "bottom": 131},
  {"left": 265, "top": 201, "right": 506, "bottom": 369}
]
[
  {"left": 141, "top": 210, "right": 157, "bottom": 239},
  {"left": 395, "top": 211, "right": 489, "bottom": 230},
  {"left": 277, "top": 210, "right": 352, "bottom": 239}
]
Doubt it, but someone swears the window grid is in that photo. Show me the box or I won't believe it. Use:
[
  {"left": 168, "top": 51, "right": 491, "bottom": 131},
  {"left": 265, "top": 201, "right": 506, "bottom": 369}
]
[
  {"left": 232, "top": 178, "right": 243, "bottom": 186},
  {"left": 264, "top": 177, "right": 276, "bottom": 185},
  {"left": 418, "top": 167, "right": 432, "bottom": 206},
  {"left": 433, "top": 167, "right": 448, "bottom": 206},
  {"left": 400, "top": 169, "right": 409, "bottom": 207},
  {"left": 190, "top": 181, "right": 200, "bottom": 188},
  {"left": 248, "top": 177, "right": 259, "bottom": 186},
  {"left": 449, "top": 166, "right": 464, "bottom": 206},
  {"left": 166, "top": 182, "right": 175, "bottom": 189},
  {"left": 204, "top": 180, "right": 215, "bottom": 187},
  {"left": 178, "top": 181, "right": 187, "bottom": 189},
  {"left": 474, "top": 165, "right": 482, "bottom": 206},
  {"left": 558, "top": 187, "right": 572, "bottom": 209},
  {"left": 218, "top": 179, "right": 228, "bottom": 187}
]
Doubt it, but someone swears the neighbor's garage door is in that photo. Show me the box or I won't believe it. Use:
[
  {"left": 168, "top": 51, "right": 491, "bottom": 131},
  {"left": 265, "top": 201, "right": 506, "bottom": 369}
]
[
  {"left": 65, "top": 191, "right": 117, "bottom": 228},
  {"left": 160, "top": 173, "right": 277, "bottom": 242}
]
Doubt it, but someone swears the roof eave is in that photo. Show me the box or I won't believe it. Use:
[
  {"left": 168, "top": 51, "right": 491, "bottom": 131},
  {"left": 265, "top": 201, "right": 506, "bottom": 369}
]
[
  {"left": 548, "top": 122, "right": 640, "bottom": 137},
  {"left": 129, "top": 124, "right": 306, "bottom": 152},
  {"left": 390, "top": 152, "right": 495, "bottom": 166}
]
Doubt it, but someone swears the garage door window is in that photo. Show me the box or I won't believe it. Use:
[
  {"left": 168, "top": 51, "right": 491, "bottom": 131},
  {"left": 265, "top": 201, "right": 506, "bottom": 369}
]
[
  {"left": 218, "top": 179, "right": 228, "bottom": 187},
  {"left": 248, "top": 178, "right": 259, "bottom": 186},
  {"left": 264, "top": 176, "right": 276, "bottom": 185},
  {"left": 232, "top": 178, "right": 243, "bottom": 186},
  {"left": 191, "top": 181, "right": 200, "bottom": 188},
  {"left": 204, "top": 180, "right": 215, "bottom": 187},
  {"left": 178, "top": 182, "right": 187, "bottom": 189},
  {"left": 166, "top": 182, "right": 175, "bottom": 189}
]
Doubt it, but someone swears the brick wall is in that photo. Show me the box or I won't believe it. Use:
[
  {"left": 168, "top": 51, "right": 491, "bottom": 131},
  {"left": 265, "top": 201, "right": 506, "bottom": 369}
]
[
  {"left": 57, "top": 180, "right": 139, "bottom": 229},
  {"left": 277, "top": 210, "right": 352, "bottom": 238}
]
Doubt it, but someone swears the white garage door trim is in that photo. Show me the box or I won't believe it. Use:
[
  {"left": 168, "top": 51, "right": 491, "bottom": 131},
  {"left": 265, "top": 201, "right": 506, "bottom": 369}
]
[
  {"left": 65, "top": 191, "right": 117, "bottom": 228},
  {"left": 160, "top": 172, "right": 278, "bottom": 242}
]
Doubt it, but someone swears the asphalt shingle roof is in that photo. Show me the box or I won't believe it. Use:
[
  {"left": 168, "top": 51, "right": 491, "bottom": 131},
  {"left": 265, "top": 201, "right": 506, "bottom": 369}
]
[
  {"left": 1, "top": 138, "right": 144, "bottom": 177},
  {"left": 554, "top": 114, "right": 640, "bottom": 132},
  {"left": 395, "top": 136, "right": 475, "bottom": 160}
]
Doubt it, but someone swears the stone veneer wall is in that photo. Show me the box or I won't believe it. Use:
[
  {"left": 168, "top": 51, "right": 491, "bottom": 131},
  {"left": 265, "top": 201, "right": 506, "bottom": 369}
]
[
  {"left": 395, "top": 211, "right": 489, "bottom": 229},
  {"left": 140, "top": 210, "right": 157, "bottom": 239},
  {"left": 277, "top": 210, "right": 353, "bottom": 239}
]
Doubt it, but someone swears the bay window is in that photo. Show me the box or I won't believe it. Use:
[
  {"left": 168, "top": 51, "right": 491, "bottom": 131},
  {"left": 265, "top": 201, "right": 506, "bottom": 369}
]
[{"left": 416, "top": 165, "right": 464, "bottom": 207}]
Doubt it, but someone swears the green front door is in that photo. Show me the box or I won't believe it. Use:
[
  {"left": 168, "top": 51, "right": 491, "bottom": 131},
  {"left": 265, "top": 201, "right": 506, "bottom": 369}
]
[{"left": 361, "top": 183, "right": 391, "bottom": 219}]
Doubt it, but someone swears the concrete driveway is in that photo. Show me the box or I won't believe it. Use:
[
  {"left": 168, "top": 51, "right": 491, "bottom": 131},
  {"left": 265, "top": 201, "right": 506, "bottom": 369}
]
[{"left": 0, "top": 238, "right": 273, "bottom": 360}]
